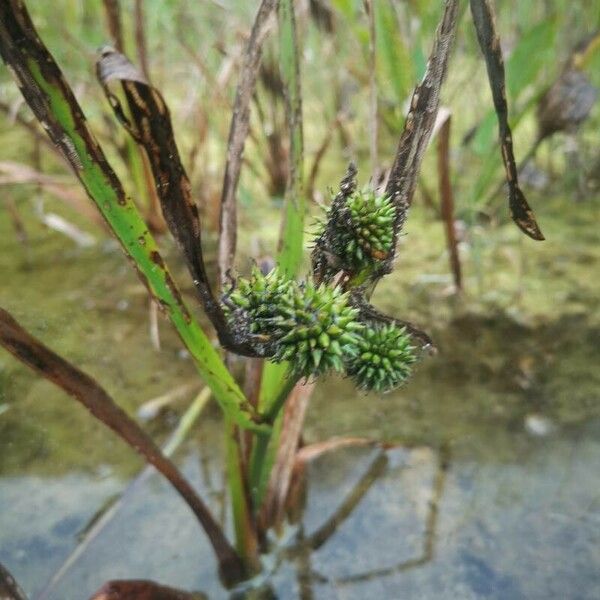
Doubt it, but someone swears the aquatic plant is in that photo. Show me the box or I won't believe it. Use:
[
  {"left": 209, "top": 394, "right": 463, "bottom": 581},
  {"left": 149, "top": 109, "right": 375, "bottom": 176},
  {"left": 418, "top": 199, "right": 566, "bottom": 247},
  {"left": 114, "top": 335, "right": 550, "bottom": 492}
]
[{"left": 0, "top": 0, "right": 549, "bottom": 595}]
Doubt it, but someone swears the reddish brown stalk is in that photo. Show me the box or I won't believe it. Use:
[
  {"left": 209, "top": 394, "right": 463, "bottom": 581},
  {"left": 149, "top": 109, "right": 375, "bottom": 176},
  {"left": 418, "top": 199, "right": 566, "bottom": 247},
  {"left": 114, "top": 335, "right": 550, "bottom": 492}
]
[
  {"left": 436, "top": 114, "right": 462, "bottom": 291},
  {"left": 134, "top": 0, "right": 150, "bottom": 81},
  {"left": 0, "top": 307, "right": 244, "bottom": 586},
  {"left": 218, "top": 0, "right": 278, "bottom": 286},
  {"left": 101, "top": 0, "right": 124, "bottom": 52}
]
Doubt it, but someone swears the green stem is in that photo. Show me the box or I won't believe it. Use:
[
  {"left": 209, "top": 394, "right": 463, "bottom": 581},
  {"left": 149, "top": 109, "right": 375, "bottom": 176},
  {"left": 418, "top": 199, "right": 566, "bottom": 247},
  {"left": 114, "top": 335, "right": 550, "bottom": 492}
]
[
  {"left": 250, "top": 370, "right": 299, "bottom": 509},
  {"left": 225, "top": 421, "right": 261, "bottom": 573}
]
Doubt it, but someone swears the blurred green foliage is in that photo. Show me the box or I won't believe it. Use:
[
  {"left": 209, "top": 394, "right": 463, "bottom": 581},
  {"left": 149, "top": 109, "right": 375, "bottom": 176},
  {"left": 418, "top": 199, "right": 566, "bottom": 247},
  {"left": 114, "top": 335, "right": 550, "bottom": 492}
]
[{"left": 0, "top": 0, "right": 598, "bottom": 276}]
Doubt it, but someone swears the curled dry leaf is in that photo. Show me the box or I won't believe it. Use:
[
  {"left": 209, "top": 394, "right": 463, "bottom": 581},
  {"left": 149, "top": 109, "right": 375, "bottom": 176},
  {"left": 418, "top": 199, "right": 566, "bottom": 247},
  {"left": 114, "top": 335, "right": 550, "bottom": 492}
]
[{"left": 469, "top": 0, "right": 544, "bottom": 240}]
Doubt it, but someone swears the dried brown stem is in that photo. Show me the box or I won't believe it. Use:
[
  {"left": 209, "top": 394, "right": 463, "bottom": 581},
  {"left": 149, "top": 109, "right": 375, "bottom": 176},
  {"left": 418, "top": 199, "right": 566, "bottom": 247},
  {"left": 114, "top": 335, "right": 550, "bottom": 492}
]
[
  {"left": 384, "top": 0, "right": 459, "bottom": 272},
  {"left": 259, "top": 381, "right": 315, "bottom": 530},
  {"left": 218, "top": 0, "right": 278, "bottom": 286},
  {"left": 436, "top": 114, "right": 462, "bottom": 291},
  {"left": 133, "top": 0, "right": 150, "bottom": 81},
  {"left": 101, "top": 0, "right": 124, "bottom": 52}
]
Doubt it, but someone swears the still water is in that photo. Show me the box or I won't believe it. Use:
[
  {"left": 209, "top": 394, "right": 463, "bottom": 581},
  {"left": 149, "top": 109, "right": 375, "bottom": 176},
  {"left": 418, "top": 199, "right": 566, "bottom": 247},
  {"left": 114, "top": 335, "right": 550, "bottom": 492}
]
[{"left": 1, "top": 210, "right": 599, "bottom": 599}]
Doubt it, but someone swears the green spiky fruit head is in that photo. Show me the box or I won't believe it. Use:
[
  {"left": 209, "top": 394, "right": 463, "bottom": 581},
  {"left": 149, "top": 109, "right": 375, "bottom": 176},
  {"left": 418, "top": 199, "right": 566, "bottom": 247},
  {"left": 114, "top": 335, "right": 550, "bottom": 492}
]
[
  {"left": 347, "top": 323, "right": 416, "bottom": 393},
  {"left": 274, "top": 281, "right": 364, "bottom": 379},
  {"left": 222, "top": 266, "right": 295, "bottom": 336},
  {"left": 346, "top": 189, "right": 394, "bottom": 260},
  {"left": 322, "top": 189, "right": 395, "bottom": 271}
]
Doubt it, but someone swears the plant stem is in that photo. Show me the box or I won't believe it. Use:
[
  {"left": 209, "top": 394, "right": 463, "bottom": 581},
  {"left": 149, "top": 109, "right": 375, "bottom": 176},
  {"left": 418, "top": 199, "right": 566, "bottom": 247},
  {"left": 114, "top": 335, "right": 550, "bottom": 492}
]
[
  {"left": 226, "top": 421, "right": 261, "bottom": 573},
  {"left": 250, "top": 371, "right": 299, "bottom": 509}
]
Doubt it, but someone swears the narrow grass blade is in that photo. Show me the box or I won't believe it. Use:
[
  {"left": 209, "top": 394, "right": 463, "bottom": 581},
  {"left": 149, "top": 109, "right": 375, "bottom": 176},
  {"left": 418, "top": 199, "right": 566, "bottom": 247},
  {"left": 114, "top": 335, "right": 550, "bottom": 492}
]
[
  {"left": 0, "top": 1, "right": 266, "bottom": 432},
  {"left": 374, "top": 0, "right": 414, "bottom": 110},
  {"left": 225, "top": 422, "right": 261, "bottom": 573},
  {"left": 258, "top": 0, "right": 305, "bottom": 415},
  {"left": 275, "top": 0, "right": 305, "bottom": 279}
]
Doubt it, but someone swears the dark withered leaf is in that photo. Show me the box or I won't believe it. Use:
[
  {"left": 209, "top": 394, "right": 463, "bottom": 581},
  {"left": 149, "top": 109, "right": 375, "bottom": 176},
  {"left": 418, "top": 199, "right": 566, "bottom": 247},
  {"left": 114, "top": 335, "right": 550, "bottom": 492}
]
[
  {"left": 96, "top": 47, "right": 252, "bottom": 354},
  {"left": 0, "top": 562, "right": 26, "bottom": 600},
  {"left": 385, "top": 0, "right": 460, "bottom": 261},
  {"left": 469, "top": 0, "right": 544, "bottom": 241},
  {"left": 89, "top": 579, "right": 207, "bottom": 600}
]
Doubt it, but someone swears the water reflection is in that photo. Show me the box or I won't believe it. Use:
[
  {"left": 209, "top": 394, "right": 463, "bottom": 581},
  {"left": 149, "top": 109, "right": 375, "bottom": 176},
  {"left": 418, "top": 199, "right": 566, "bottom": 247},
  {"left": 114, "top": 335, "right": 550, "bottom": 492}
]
[{"left": 1, "top": 407, "right": 600, "bottom": 599}]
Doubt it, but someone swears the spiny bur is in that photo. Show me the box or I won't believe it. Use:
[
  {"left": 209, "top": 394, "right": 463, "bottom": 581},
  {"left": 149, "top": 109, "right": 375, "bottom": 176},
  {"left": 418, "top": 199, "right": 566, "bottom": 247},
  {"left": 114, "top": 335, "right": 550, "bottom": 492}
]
[
  {"left": 223, "top": 267, "right": 364, "bottom": 380},
  {"left": 223, "top": 266, "right": 295, "bottom": 337},
  {"left": 317, "top": 189, "right": 395, "bottom": 275},
  {"left": 274, "top": 280, "right": 363, "bottom": 379},
  {"left": 347, "top": 323, "right": 416, "bottom": 393}
]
